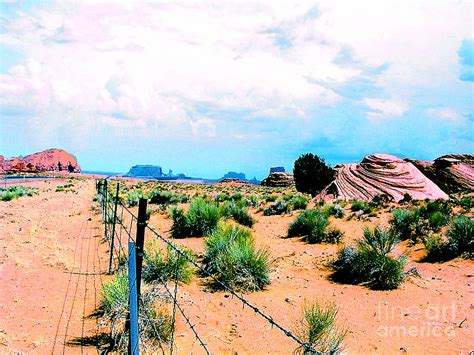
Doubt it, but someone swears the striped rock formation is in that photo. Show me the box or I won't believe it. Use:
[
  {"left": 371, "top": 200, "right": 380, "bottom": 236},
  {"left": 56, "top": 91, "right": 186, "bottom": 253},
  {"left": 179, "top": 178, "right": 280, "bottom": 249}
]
[
  {"left": 408, "top": 154, "right": 474, "bottom": 195},
  {"left": 320, "top": 154, "right": 449, "bottom": 201}
]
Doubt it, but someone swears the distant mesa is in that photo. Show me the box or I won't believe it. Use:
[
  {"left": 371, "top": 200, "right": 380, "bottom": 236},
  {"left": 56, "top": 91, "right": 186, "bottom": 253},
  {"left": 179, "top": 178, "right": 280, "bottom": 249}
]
[
  {"left": 270, "top": 166, "right": 286, "bottom": 173},
  {"left": 221, "top": 171, "right": 247, "bottom": 181},
  {"left": 126, "top": 165, "right": 186, "bottom": 179},
  {"left": 219, "top": 171, "right": 260, "bottom": 185},
  {"left": 318, "top": 154, "right": 452, "bottom": 202},
  {"left": 0, "top": 148, "right": 80, "bottom": 174}
]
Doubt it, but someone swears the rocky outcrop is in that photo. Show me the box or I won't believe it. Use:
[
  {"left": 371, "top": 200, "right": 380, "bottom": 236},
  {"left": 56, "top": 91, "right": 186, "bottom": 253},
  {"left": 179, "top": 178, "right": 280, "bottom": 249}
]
[
  {"left": 1, "top": 149, "right": 80, "bottom": 173},
  {"left": 261, "top": 172, "right": 295, "bottom": 187},
  {"left": 408, "top": 154, "right": 474, "bottom": 195},
  {"left": 319, "top": 154, "right": 449, "bottom": 201}
]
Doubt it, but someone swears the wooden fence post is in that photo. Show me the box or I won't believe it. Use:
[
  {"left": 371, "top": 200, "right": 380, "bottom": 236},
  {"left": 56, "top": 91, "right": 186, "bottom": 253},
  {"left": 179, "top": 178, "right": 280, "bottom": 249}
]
[
  {"left": 108, "top": 182, "right": 120, "bottom": 274},
  {"left": 135, "top": 198, "right": 147, "bottom": 298}
]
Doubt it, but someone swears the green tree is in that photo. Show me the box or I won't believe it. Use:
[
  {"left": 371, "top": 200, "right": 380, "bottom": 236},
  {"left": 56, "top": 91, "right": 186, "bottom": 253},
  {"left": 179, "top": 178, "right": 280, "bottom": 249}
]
[{"left": 293, "top": 153, "right": 335, "bottom": 196}]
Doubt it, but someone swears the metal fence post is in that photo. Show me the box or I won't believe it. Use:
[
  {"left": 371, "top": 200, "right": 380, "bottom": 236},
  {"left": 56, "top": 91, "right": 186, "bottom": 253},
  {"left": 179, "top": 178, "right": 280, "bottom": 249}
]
[
  {"left": 128, "top": 242, "right": 139, "bottom": 355},
  {"left": 135, "top": 198, "right": 147, "bottom": 298},
  {"left": 108, "top": 182, "right": 120, "bottom": 274},
  {"left": 104, "top": 179, "right": 108, "bottom": 239}
]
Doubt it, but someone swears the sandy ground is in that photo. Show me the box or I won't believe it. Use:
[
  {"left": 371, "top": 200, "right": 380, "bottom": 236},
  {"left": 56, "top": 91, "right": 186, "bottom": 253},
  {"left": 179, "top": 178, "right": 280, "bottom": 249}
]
[
  {"left": 1, "top": 178, "right": 473, "bottom": 354},
  {"left": 0, "top": 179, "right": 110, "bottom": 354}
]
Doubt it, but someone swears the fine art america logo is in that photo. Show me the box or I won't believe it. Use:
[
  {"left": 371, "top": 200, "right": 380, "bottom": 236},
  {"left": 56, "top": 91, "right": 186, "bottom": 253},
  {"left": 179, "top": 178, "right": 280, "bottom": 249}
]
[{"left": 376, "top": 302, "right": 459, "bottom": 338}]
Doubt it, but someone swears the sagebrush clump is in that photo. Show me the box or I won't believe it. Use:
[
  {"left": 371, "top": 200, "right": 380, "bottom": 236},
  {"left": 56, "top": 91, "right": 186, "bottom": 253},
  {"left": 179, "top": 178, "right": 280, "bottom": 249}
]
[
  {"left": 143, "top": 244, "right": 194, "bottom": 283},
  {"left": 288, "top": 210, "right": 343, "bottom": 244},
  {"left": 295, "top": 301, "right": 347, "bottom": 354},
  {"left": 203, "top": 223, "right": 271, "bottom": 292},
  {"left": 170, "top": 199, "right": 221, "bottom": 237},
  {"left": 424, "top": 216, "right": 473, "bottom": 261},
  {"left": 331, "top": 226, "right": 406, "bottom": 290}
]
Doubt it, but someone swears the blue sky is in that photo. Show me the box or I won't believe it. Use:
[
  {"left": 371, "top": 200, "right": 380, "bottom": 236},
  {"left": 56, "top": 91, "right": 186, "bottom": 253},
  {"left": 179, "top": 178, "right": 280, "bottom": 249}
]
[{"left": 0, "top": 1, "right": 473, "bottom": 179}]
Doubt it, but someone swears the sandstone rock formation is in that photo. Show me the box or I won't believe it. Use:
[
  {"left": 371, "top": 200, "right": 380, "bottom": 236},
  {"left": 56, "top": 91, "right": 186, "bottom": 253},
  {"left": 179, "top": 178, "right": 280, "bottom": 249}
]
[
  {"left": 1, "top": 149, "right": 80, "bottom": 173},
  {"left": 408, "top": 154, "right": 474, "bottom": 195},
  {"left": 261, "top": 172, "right": 295, "bottom": 187},
  {"left": 319, "top": 154, "right": 449, "bottom": 201}
]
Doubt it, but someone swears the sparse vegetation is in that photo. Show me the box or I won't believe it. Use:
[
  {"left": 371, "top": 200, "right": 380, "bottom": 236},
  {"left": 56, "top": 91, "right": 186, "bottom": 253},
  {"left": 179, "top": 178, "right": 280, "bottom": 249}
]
[
  {"left": 203, "top": 223, "right": 271, "bottom": 292},
  {"left": 100, "top": 271, "right": 129, "bottom": 316},
  {"left": 0, "top": 186, "right": 38, "bottom": 201},
  {"left": 170, "top": 199, "right": 221, "bottom": 238},
  {"left": 219, "top": 200, "right": 255, "bottom": 227},
  {"left": 143, "top": 244, "right": 194, "bottom": 284},
  {"left": 264, "top": 199, "right": 290, "bottom": 216},
  {"left": 288, "top": 209, "right": 343, "bottom": 244},
  {"left": 424, "top": 216, "right": 473, "bottom": 261},
  {"left": 331, "top": 226, "right": 406, "bottom": 290},
  {"left": 295, "top": 301, "right": 347, "bottom": 354}
]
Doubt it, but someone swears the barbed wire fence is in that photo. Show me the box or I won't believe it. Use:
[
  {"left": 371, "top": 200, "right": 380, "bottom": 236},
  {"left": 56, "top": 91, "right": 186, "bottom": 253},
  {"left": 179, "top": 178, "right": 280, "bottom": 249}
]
[{"left": 96, "top": 179, "right": 318, "bottom": 354}]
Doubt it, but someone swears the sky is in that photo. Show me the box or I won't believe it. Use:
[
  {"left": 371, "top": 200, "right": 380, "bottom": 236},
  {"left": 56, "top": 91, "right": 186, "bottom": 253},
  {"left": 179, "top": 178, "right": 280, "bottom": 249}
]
[{"left": 0, "top": 0, "right": 473, "bottom": 179}]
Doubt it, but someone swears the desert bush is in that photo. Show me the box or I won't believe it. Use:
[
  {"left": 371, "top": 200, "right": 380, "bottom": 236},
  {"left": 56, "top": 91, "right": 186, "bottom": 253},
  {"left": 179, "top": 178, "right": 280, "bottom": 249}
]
[
  {"left": 419, "top": 200, "right": 452, "bottom": 231},
  {"left": 389, "top": 208, "right": 422, "bottom": 242},
  {"left": 457, "top": 196, "right": 473, "bottom": 210},
  {"left": 424, "top": 216, "right": 473, "bottom": 261},
  {"left": 322, "top": 204, "right": 345, "bottom": 219},
  {"left": 125, "top": 189, "right": 146, "bottom": 207},
  {"left": 143, "top": 245, "right": 194, "bottom": 284},
  {"left": 369, "top": 194, "right": 392, "bottom": 208},
  {"left": 264, "top": 200, "right": 290, "bottom": 216},
  {"left": 265, "top": 194, "right": 278, "bottom": 202},
  {"left": 288, "top": 210, "right": 341, "bottom": 244},
  {"left": 203, "top": 223, "right": 271, "bottom": 292},
  {"left": 331, "top": 226, "right": 405, "bottom": 290},
  {"left": 293, "top": 153, "right": 335, "bottom": 196},
  {"left": 170, "top": 199, "right": 221, "bottom": 238},
  {"left": 289, "top": 195, "right": 309, "bottom": 210},
  {"left": 350, "top": 200, "right": 372, "bottom": 214},
  {"left": 219, "top": 200, "right": 254, "bottom": 227},
  {"left": 295, "top": 301, "right": 347, "bottom": 354},
  {"left": 101, "top": 271, "right": 128, "bottom": 315}
]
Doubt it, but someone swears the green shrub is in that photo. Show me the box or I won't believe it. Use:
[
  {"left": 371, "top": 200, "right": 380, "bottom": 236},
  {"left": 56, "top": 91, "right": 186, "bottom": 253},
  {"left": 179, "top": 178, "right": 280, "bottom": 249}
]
[
  {"left": 295, "top": 302, "right": 347, "bottom": 354},
  {"left": 125, "top": 189, "right": 146, "bottom": 207},
  {"left": 425, "top": 216, "right": 473, "bottom": 260},
  {"left": 265, "top": 194, "right": 278, "bottom": 202},
  {"left": 289, "top": 195, "right": 309, "bottom": 210},
  {"left": 419, "top": 200, "right": 452, "bottom": 231},
  {"left": 457, "top": 196, "right": 473, "bottom": 210},
  {"left": 219, "top": 201, "right": 254, "bottom": 227},
  {"left": 264, "top": 200, "right": 290, "bottom": 216},
  {"left": 389, "top": 208, "right": 423, "bottom": 242},
  {"left": 350, "top": 200, "right": 372, "bottom": 214},
  {"left": 143, "top": 245, "right": 194, "bottom": 284},
  {"left": 0, "top": 186, "right": 38, "bottom": 201},
  {"left": 322, "top": 204, "right": 345, "bottom": 219},
  {"left": 101, "top": 271, "right": 128, "bottom": 315},
  {"left": 203, "top": 223, "right": 271, "bottom": 292},
  {"left": 170, "top": 199, "right": 221, "bottom": 238},
  {"left": 331, "top": 226, "right": 405, "bottom": 290},
  {"left": 288, "top": 209, "right": 327, "bottom": 242}
]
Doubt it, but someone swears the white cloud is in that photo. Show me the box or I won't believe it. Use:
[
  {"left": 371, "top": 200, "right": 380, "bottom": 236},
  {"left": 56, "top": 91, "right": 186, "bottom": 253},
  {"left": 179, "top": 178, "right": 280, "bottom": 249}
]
[
  {"left": 362, "top": 98, "right": 408, "bottom": 120},
  {"left": 0, "top": 0, "right": 471, "bottom": 143},
  {"left": 425, "top": 107, "right": 462, "bottom": 122}
]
